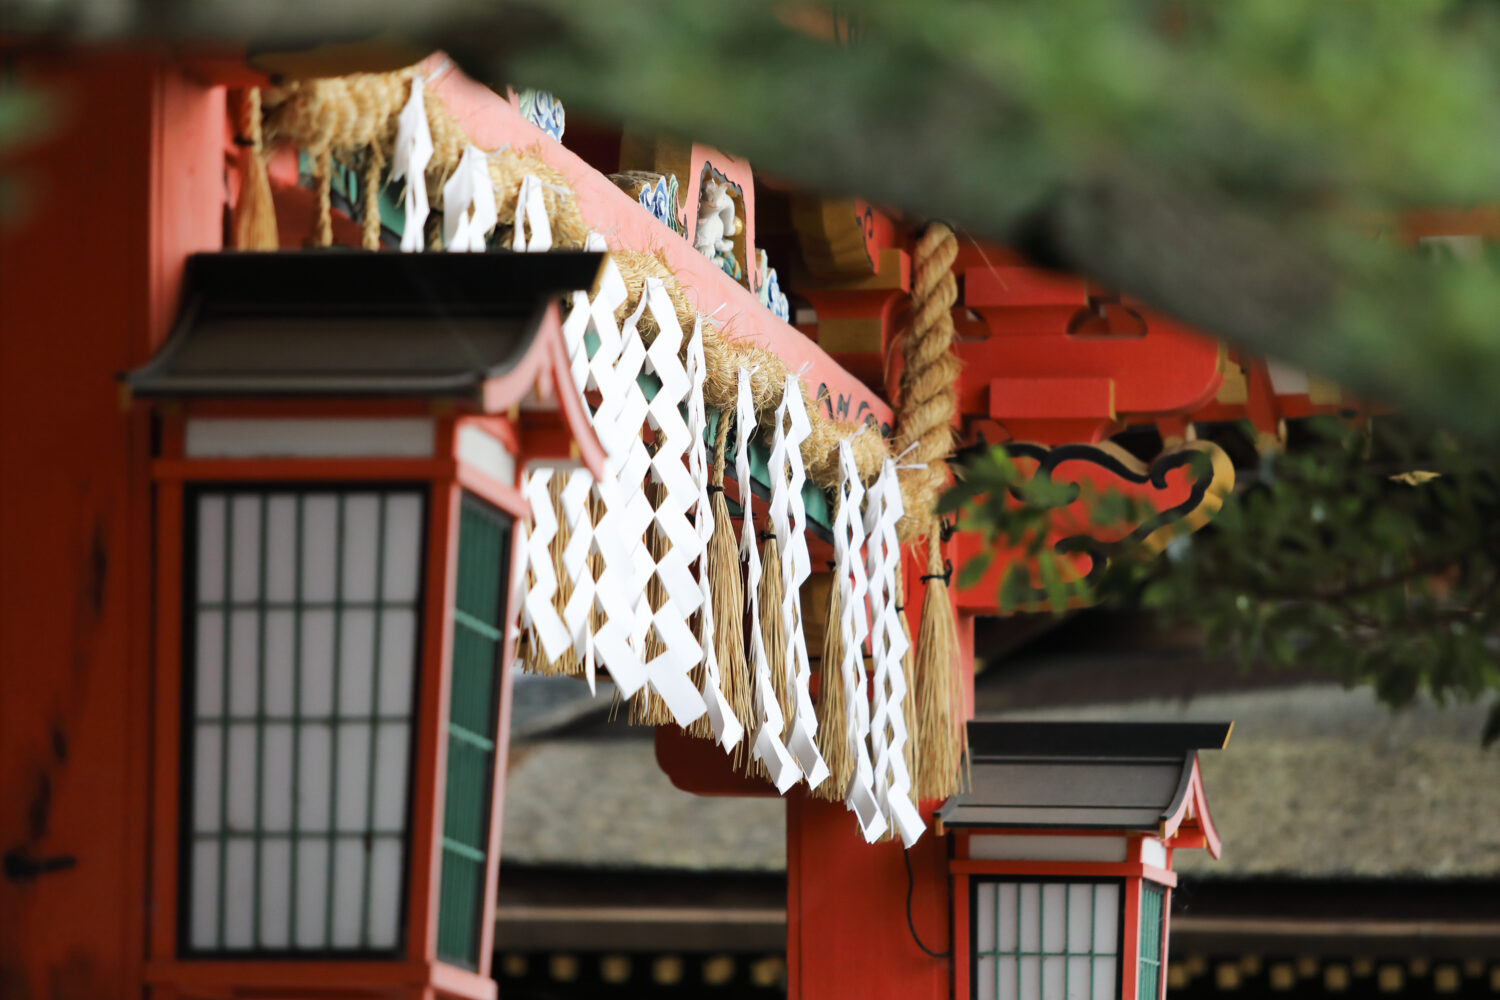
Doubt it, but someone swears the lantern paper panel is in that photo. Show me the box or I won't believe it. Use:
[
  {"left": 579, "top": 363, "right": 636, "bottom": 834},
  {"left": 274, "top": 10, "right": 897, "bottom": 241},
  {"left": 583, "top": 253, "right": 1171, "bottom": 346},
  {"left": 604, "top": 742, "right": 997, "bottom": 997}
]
[
  {"left": 972, "top": 880, "right": 1121, "bottom": 1000},
  {"left": 185, "top": 488, "right": 424, "bottom": 954}
]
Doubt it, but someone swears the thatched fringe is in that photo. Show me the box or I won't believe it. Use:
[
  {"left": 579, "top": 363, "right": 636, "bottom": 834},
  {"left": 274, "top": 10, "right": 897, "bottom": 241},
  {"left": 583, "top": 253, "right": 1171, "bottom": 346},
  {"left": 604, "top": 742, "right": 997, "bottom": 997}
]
[
  {"left": 260, "top": 67, "right": 589, "bottom": 248},
  {"left": 913, "top": 533, "right": 964, "bottom": 800},
  {"left": 233, "top": 88, "right": 279, "bottom": 251},
  {"left": 812, "top": 563, "right": 851, "bottom": 801}
]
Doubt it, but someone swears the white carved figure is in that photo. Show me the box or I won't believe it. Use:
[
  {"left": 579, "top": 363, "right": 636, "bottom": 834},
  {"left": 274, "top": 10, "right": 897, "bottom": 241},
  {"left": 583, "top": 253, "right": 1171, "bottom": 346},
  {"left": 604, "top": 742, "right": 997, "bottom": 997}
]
[{"left": 694, "top": 177, "right": 740, "bottom": 261}]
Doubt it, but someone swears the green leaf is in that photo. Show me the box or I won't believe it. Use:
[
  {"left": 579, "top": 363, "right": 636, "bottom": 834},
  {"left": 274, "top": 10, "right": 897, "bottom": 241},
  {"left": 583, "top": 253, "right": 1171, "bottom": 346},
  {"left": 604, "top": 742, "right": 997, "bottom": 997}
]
[
  {"left": 999, "top": 562, "right": 1031, "bottom": 613},
  {"left": 957, "top": 548, "right": 995, "bottom": 590},
  {"left": 1037, "top": 550, "right": 1069, "bottom": 614}
]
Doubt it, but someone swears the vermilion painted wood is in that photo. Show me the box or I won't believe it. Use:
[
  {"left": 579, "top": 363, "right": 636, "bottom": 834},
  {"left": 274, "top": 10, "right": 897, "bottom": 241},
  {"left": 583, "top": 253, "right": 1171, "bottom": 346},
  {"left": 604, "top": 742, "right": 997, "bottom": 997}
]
[
  {"left": 454, "top": 463, "right": 527, "bottom": 520},
  {"left": 1156, "top": 887, "right": 1174, "bottom": 1000},
  {"left": 152, "top": 457, "right": 459, "bottom": 482},
  {"left": 949, "top": 860, "right": 1178, "bottom": 888},
  {"left": 143, "top": 957, "right": 494, "bottom": 996},
  {"left": 0, "top": 53, "right": 221, "bottom": 1000},
  {"left": 1122, "top": 877, "right": 1143, "bottom": 1000},
  {"left": 410, "top": 480, "right": 459, "bottom": 973},
  {"left": 953, "top": 872, "right": 972, "bottom": 1000},
  {"left": 959, "top": 266, "right": 1222, "bottom": 444},
  {"left": 177, "top": 398, "right": 440, "bottom": 418},
  {"left": 653, "top": 725, "right": 780, "bottom": 798},
  {"left": 151, "top": 481, "right": 186, "bottom": 962},
  {"left": 786, "top": 793, "right": 952, "bottom": 1000}
]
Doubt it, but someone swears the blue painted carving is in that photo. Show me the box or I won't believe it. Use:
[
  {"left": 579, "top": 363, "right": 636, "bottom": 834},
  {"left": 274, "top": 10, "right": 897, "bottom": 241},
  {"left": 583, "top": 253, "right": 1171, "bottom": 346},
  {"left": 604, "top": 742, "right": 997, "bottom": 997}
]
[
  {"left": 755, "top": 248, "right": 791, "bottom": 323},
  {"left": 517, "top": 88, "right": 566, "bottom": 141}
]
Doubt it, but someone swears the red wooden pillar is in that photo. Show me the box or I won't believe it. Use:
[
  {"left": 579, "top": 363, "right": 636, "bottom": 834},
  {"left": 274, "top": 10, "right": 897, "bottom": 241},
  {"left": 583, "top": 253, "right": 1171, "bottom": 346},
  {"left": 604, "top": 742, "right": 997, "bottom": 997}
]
[
  {"left": 785, "top": 540, "right": 974, "bottom": 1000},
  {"left": 0, "top": 51, "right": 223, "bottom": 1000}
]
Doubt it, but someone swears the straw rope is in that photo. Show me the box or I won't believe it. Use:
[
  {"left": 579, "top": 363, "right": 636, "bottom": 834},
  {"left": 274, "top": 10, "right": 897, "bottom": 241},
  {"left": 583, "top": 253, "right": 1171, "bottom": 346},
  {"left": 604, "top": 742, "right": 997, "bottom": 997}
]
[
  {"left": 895, "top": 223, "right": 960, "bottom": 539},
  {"left": 896, "top": 222, "right": 965, "bottom": 801}
]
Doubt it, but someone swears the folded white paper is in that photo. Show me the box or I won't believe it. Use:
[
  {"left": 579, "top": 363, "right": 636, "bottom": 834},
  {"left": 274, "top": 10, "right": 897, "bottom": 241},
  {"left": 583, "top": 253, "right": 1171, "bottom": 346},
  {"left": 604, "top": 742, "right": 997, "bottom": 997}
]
[
  {"left": 835, "top": 440, "right": 887, "bottom": 841},
  {"left": 738, "top": 368, "right": 801, "bottom": 792},
  {"left": 767, "top": 375, "right": 829, "bottom": 789},
  {"left": 637, "top": 278, "right": 707, "bottom": 728},
  {"left": 521, "top": 467, "right": 571, "bottom": 664},
  {"left": 511, "top": 173, "right": 553, "bottom": 252},
  {"left": 687, "top": 317, "right": 743, "bottom": 750},
  {"left": 865, "top": 458, "right": 924, "bottom": 846},
  {"left": 391, "top": 75, "right": 433, "bottom": 253},
  {"left": 442, "top": 145, "right": 498, "bottom": 252}
]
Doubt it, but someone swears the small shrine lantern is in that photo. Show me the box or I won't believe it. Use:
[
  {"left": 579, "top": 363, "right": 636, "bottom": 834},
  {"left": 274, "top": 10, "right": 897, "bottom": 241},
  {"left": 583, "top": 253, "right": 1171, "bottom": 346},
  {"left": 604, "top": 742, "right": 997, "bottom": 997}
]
[
  {"left": 940, "top": 721, "right": 1230, "bottom": 1000},
  {"left": 124, "top": 250, "right": 603, "bottom": 1000}
]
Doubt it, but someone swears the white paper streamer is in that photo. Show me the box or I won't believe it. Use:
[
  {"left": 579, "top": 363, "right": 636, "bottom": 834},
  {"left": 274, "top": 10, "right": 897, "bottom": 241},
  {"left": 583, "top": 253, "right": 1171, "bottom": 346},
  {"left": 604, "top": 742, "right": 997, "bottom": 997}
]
[
  {"left": 520, "top": 468, "right": 571, "bottom": 664},
  {"left": 834, "top": 441, "right": 886, "bottom": 841},
  {"left": 559, "top": 468, "right": 597, "bottom": 693},
  {"left": 767, "top": 375, "right": 829, "bottom": 789},
  {"left": 738, "top": 368, "right": 801, "bottom": 791},
  {"left": 583, "top": 275, "right": 651, "bottom": 699},
  {"left": 865, "top": 458, "right": 924, "bottom": 846},
  {"left": 511, "top": 174, "right": 554, "bottom": 252},
  {"left": 391, "top": 76, "right": 433, "bottom": 253},
  {"left": 638, "top": 279, "right": 708, "bottom": 727},
  {"left": 442, "top": 145, "right": 498, "bottom": 251},
  {"left": 687, "top": 318, "right": 743, "bottom": 749}
]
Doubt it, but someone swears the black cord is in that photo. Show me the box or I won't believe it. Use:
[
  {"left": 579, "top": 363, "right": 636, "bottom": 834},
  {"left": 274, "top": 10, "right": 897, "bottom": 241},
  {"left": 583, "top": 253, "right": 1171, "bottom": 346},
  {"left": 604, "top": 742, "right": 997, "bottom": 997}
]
[
  {"left": 919, "top": 559, "right": 954, "bottom": 584},
  {"left": 902, "top": 848, "right": 951, "bottom": 959}
]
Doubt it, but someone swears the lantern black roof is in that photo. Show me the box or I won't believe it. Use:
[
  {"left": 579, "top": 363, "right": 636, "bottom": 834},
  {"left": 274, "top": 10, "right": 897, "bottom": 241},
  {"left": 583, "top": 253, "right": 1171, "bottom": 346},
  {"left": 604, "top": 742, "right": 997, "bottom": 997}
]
[
  {"left": 124, "top": 250, "right": 604, "bottom": 400},
  {"left": 938, "top": 720, "right": 1231, "bottom": 834}
]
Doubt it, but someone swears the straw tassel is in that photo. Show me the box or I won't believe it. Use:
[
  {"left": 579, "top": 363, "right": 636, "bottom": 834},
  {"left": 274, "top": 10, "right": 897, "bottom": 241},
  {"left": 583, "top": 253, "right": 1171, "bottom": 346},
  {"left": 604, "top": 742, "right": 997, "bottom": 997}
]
[
  {"left": 913, "top": 532, "right": 964, "bottom": 800},
  {"left": 707, "top": 413, "right": 756, "bottom": 755},
  {"left": 813, "top": 560, "right": 851, "bottom": 800},
  {"left": 233, "top": 88, "right": 278, "bottom": 250},
  {"left": 757, "top": 534, "right": 792, "bottom": 737},
  {"left": 896, "top": 569, "right": 921, "bottom": 802},
  {"left": 361, "top": 145, "right": 385, "bottom": 250},
  {"left": 311, "top": 148, "right": 334, "bottom": 247}
]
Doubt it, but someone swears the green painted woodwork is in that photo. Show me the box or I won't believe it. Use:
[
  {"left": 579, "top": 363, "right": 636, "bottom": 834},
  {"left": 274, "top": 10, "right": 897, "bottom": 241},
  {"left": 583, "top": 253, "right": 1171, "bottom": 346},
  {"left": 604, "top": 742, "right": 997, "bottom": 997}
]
[
  {"left": 435, "top": 494, "right": 511, "bottom": 969},
  {"left": 1138, "top": 883, "right": 1165, "bottom": 1000}
]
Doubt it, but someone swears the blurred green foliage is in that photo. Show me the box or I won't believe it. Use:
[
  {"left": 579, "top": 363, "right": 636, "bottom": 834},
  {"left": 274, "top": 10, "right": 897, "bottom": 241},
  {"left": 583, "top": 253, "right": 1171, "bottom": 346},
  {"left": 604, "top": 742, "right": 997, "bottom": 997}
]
[
  {"left": 1134, "top": 421, "right": 1500, "bottom": 723},
  {"left": 951, "top": 422, "right": 1500, "bottom": 743},
  {"left": 0, "top": 80, "right": 51, "bottom": 220}
]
